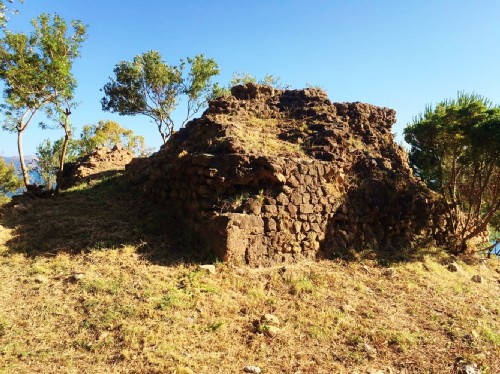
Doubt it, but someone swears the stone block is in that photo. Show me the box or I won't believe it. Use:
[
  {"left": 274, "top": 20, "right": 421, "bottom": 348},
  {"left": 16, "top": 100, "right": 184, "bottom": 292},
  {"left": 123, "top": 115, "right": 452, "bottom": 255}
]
[
  {"left": 265, "top": 218, "right": 277, "bottom": 232},
  {"left": 287, "top": 175, "right": 300, "bottom": 188},
  {"left": 263, "top": 205, "right": 278, "bottom": 214},
  {"left": 300, "top": 204, "right": 314, "bottom": 214},
  {"left": 276, "top": 193, "right": 289, "bottom": 205},
  {"left": 287, "top": 203, "right": 298, "bottom": 215}
]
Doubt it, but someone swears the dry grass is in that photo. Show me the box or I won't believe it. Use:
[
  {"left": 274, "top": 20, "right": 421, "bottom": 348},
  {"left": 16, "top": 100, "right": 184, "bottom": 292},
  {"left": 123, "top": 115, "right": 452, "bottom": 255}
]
[
  {"left": 0, "top": 176, "right": 499, "bottom": 373},
  {"left": 216, "top": 114, "right": 306, "bottom": 157}
]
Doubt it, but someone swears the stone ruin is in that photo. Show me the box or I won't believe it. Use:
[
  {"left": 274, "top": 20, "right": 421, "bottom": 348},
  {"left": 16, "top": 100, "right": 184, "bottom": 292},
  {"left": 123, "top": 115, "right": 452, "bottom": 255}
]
[
  {"left": 60, "top": 145, "right": 134, "bottom": 189},
  {"left": 126, "top": 84, "right": 450, "bottom": 266}
]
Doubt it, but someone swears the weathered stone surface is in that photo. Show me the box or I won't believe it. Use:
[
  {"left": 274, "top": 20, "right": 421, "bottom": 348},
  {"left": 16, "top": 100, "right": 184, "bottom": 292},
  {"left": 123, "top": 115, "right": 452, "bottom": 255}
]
[
  {"left": 471, "top": 275, "right": 483, "bottom": 283},
  {"left": 448, "top": 262, "right": 461, "bottom": 272},
  {"left": 60, "top": 145, "right": 134, "bottom": 189},
  {"left": 300, "top": 204, "right": 314, "bottom": 214},
  {"left": 243, "top": 366, "right": 262, "bottom": 374},
  {"left": 199, "top": 264, "right": 216, "bottom": 274},
  {"left": 126, "top": 83, "right": 452, "bottom": 266}
]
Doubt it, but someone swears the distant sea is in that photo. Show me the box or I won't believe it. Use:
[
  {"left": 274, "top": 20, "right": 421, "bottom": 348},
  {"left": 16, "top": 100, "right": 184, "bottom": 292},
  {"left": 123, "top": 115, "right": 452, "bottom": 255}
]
[{"left": 2, "top": 155, "right": 42, "bottom": 196}]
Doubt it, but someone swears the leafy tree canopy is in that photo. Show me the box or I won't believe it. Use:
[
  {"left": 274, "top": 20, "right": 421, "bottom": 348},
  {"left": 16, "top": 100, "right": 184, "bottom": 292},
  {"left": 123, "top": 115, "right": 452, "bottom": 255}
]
[
  {"left": 79, "top": 120, "right": 149, "bottom": 157},
  {"left": 404, "top": 92, "right": 500, "bottom": 253},
  {"left": 34, "top": 137, "right": 79, "bottom": 188},
  {"left": 101, "top": 51, "right": 220, "bottom": 144},
  {"left": 33, "top": 120, "right": 149, "bottom": 190},
  {"left": 0, "top": 156, "right": 22, "bottom": 195},
  {"left": 0, "top": 0, "right": 24, "bottom": 29},
  {"left": 0, "top": 13, "right": 86, "bottom": 187}
]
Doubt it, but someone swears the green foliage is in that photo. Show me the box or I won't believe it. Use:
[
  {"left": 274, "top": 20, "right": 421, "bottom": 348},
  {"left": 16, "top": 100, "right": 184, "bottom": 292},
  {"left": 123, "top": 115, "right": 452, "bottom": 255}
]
[
  {"left": 0, "top": 156, "right": 22, "bottom": 195},
  {"left": 404, "top": 92, "right": 500, "bottom": 252},
  {"left": 0, "top": 0, "right": 24, "bottom": 29},
  {"left": 210, "top": 82, "right": 231, "bottom": 99},
  {"left": 79, "top": 120, "right": 149, "bottom": 157},
  {"left": 101, "top": 50, "right": 220, "bottom": 144},
  {"left": 34, "top": 138, "right": 79, "bottom": 188},
  {"left": 33, "top": 120, "right": 148, "bottom": 190},
  {"left": 210, "top": 72, "right": 290, "bottom": 100},
  {"left": 0, "top": 13, "right": 86, "bottom": 187},
  {"left": 230, "top": 72, "right": 289, "bottom": 89},
  {"left": 0, "top": 13, "right": 86, "bottom": 127}
]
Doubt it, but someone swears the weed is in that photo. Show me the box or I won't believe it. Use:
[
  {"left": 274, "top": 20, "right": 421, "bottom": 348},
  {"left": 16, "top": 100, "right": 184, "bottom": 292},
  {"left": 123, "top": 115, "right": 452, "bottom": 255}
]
[
  {"left": 206, "top": 320, "right": 225, "bottom": 332},
  {"left": 288, "top": 275, "right": 314, "bottom": 295},
  {"left": 82, "top": 277, "right": 123, "bottom": 295},
  {"left": 387, "top": 330, "right": 421, "bottom": 352},
  {"left": 478, "top": 321, "right": 500, "bottom": 345},
  {"left": 256, "top": 189, "right": 265, "bottom": 205}
]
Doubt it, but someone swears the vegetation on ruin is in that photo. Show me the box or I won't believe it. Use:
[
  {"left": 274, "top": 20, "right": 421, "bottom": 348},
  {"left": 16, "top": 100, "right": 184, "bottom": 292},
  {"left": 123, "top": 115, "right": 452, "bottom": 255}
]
[
  {"left": 32, "top": 120, "right": 147, "bottom": 189},
  {"left": 405, "top": 93, "right": 500, "bottom": 254}
]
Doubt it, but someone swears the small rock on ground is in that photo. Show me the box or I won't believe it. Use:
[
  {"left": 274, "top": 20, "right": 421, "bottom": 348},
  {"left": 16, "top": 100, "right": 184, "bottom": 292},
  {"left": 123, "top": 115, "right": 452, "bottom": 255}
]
[
  {"left": 457, "top": 363, "right": 481, "bottom": 374},
  {"left": 471, "top": 275, "right": 483, "bottom": 283},
  {"left": 198, "top": 264, "right": 216, "bottom": 274},
  {"left": 34, "top": 275, "right": 49, "bottom": 284},
  {"left": 263, "top": 325, "right": 280, "bottom": 338},
  {"left": 447, "top": 262, "right": 460, "bottom": 272},
  {"left": 363, "top": 343, "right": 377, "bottom": 357},
  {"left": 260, "top": 313, "right": 280, "bottom": 326},
  {"left": 243, "top": 366, "right": 262, "bottom": 374}
]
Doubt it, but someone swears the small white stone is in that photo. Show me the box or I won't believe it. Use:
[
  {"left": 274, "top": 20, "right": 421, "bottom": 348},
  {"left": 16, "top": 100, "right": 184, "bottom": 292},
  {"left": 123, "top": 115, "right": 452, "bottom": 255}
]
[
  {"left": 34, "top": 275, "right": 49, "bottom": 284},
  {"left": 260, "top": 313, "right": 280, "bottom": 326},
  {"left": 263, "top": 325, "right": 280, "bottom": 338},
  {"left": 340, "top": 304, "right": 355, "bottom": 313},
  {"left": 198, "top": 264, "right": 216, "bottom": 274},
  {"left": 243, "top": 366, "right": 262, "bottom": 374}
]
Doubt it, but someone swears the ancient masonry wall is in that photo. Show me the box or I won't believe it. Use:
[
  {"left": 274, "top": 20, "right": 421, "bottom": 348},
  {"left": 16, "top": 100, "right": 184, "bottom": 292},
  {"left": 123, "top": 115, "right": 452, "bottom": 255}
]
[
  {"left": 126, "top": 84, "right": 449, "bottom": 266},
  {"left": 166, "top": 155, "right": 344, "bottom": 266}
]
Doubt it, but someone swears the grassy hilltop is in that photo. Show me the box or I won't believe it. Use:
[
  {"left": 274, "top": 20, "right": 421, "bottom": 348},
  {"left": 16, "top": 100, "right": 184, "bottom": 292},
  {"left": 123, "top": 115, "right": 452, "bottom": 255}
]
[{"left": 0, "top": 174, "right": 499, "bottom": 373}]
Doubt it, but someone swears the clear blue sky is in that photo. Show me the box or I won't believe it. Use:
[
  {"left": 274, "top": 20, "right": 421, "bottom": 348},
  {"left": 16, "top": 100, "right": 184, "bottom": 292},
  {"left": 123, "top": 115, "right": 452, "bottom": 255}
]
[{"left": 1, "top": 0, "right": 499, "bottom": 156}]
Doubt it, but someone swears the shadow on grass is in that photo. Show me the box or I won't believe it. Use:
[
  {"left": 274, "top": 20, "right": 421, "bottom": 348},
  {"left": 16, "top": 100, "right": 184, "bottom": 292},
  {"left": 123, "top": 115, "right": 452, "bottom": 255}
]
[{"left": 0, "top": 171, "right": 216, "bottom": 266}]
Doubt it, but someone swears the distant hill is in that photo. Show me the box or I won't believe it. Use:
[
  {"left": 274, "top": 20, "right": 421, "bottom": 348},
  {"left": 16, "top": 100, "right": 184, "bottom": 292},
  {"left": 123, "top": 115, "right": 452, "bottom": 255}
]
[{"left": 2, "top": 155, "right": 37, "bottom": 169}]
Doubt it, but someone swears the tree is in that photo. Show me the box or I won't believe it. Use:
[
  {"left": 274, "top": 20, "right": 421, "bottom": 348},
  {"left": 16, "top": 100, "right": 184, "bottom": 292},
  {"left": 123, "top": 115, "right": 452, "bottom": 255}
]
[
  {"left": 79, "top": 120, "right": 149, "bottom": 157},
  {"left": 0, "top": 156, "right": 22, "bottom": 197},
  {"left": 33, "top": 121, "right": 148, "bottom": 190},
  {"left": 404, "top": 93, "right": 500, "bottom": 253},
  {"left": 34, "top": 137, "right": 79, "bottom": 189},
  {"left": 0, "top": 0, "right": 24, "bottom": 29},
  {"left": 101, "top": 51, "right": 220, "bottom": 144},
  {"left": 0, "top": 13, "right": 86, "bottom": 189}
]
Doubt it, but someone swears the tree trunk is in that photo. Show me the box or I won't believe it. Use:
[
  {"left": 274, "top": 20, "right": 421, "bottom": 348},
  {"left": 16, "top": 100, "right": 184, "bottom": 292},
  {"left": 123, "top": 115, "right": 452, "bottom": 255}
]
[
  {"left": 17, "top": 128, "right": 31, "bottom": 188},
  {"left": 55, "top": 115, "right": 70, "bottom": 194}
]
